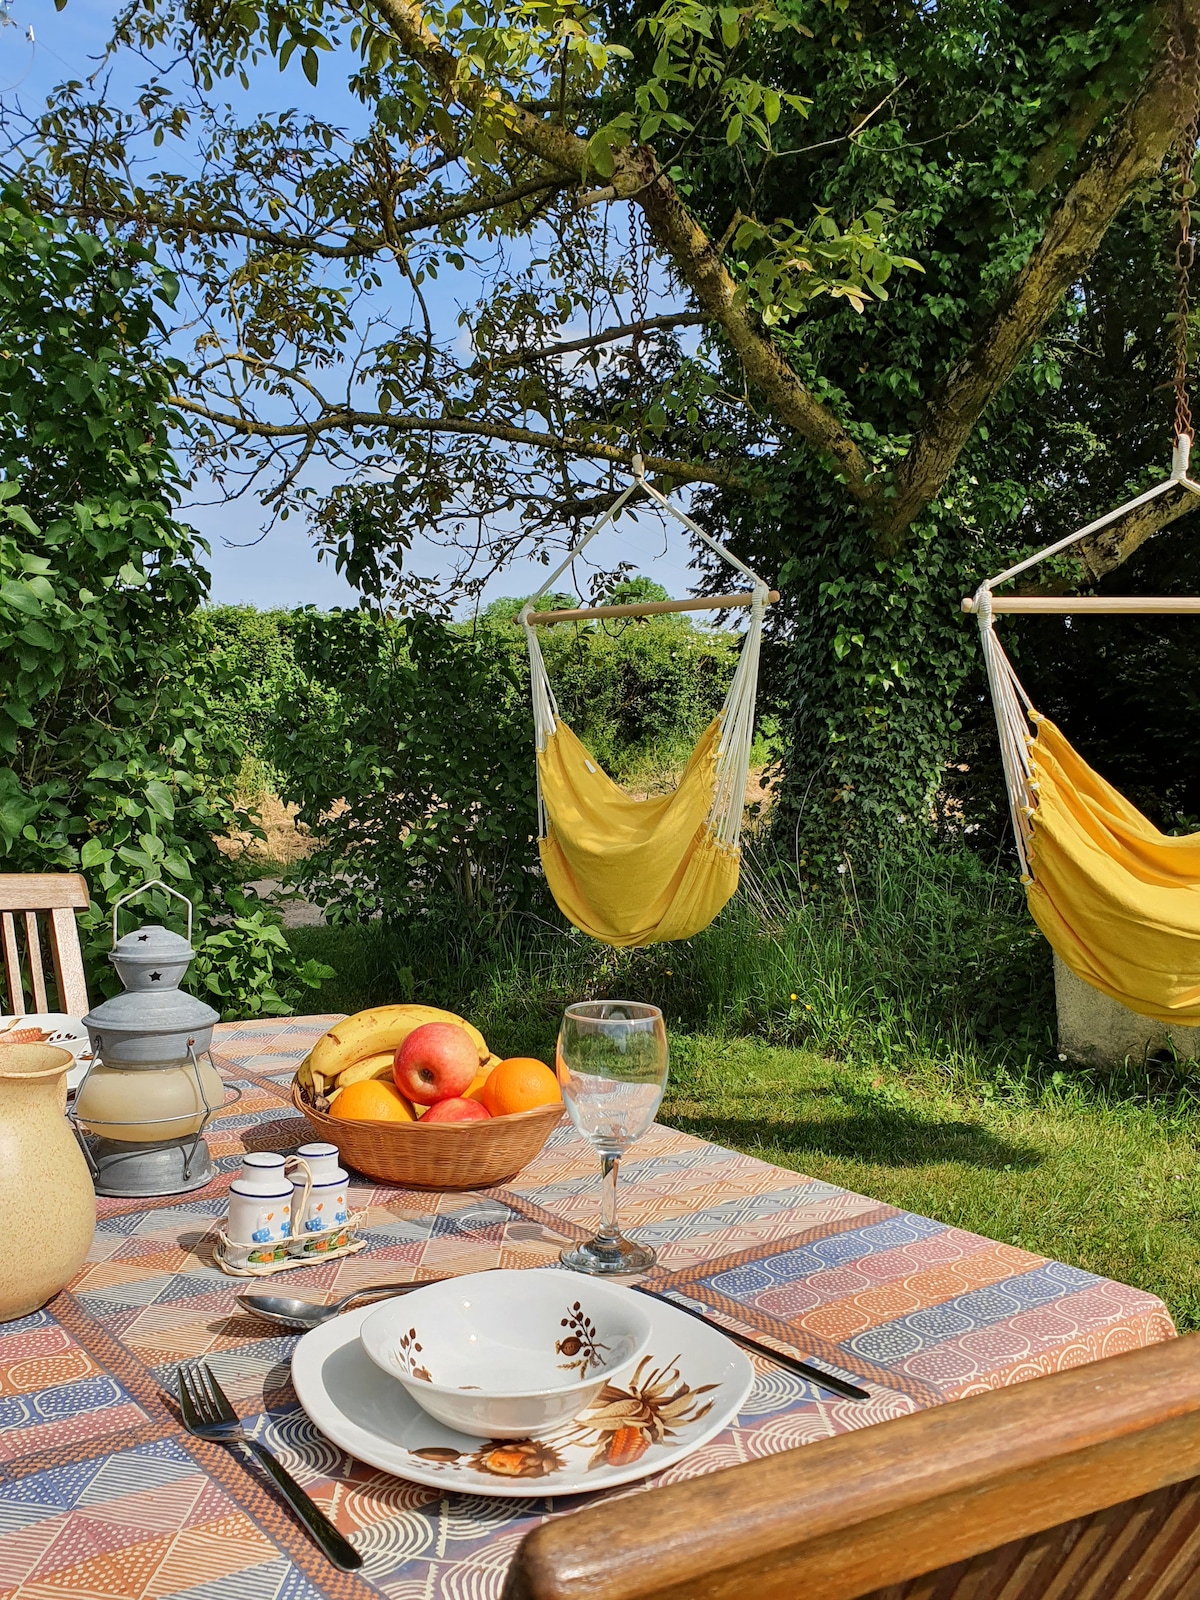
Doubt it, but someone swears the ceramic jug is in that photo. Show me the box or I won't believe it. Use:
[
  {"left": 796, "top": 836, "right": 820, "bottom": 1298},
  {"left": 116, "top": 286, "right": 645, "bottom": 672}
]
[{"left": 0, "top": 1045, "right": 97, "bottom": 1320}]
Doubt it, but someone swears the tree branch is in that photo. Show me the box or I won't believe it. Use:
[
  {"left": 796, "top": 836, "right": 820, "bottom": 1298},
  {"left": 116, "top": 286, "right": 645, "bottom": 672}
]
[
  {"left": 365, "top": 0, "right": 874, "bottom": 499},
  {"left": 877, "top": 4, "right": 1197, "bottom": 546},
  {"left": 170, "top": 393, "right": 747, "bottom": 488},
  {"left": 58, "top": 173, "right": 570, "bottom": 259},
  {"left": 1076, "top": 481, "right": 1200, "bottom": 578},
  {"left": 477, "top": 311, "right": 710, "bottom": 373}
]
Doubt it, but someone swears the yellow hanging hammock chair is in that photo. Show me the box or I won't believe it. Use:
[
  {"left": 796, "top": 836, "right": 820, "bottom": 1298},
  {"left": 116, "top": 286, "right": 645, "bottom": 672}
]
[
  {"left": 519, "top": 458, "right": 777, "bottom": 947},
  {"left": 967, "top": 433, "right": 1200, "bottom": 1024}
]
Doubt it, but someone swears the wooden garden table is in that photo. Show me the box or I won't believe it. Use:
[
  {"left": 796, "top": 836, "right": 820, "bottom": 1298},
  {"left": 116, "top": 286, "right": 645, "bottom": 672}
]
[{"left": 0, "top": 1015, "right": 1175, "bottom": 1600}]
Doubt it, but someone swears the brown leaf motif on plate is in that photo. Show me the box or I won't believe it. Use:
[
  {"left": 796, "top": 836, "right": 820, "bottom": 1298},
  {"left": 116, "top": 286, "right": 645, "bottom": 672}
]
[
  {"left": 407, "top": 1353, "right": 719, "bottom": 1478},
  {"left": 412, "top": 1439, "right": 567, "bottom": 1479},
  {"left": 555, "top": 1299, "right": 609, "bottom": 1376},
  {"left": 572, "top": 1354, "right": 719, "bottom": 1468}
]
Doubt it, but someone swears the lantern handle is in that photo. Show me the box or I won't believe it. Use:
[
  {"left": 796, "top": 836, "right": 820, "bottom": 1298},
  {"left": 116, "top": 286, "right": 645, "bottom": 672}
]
[{"left": 111, "top": 879, "right": 194, "bottom": 950}]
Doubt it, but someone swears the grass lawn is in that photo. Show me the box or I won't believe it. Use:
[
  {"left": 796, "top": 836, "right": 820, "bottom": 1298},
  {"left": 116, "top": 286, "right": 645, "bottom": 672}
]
[{"left": 662, "top": 1035, "right": 1200, "bottom": 1333}]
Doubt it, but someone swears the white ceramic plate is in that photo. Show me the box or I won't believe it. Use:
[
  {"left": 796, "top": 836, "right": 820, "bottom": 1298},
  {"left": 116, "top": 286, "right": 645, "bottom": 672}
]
[
  {"left": 291, "top": 1293, "right": 755, "bottom": 1498},
  {"left": 0, "top": 1013, "right": 94, "bottom": 1092}
]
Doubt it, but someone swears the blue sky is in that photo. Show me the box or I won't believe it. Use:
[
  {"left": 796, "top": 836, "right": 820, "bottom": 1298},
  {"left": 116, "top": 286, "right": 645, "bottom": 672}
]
[{"left": 0, "top": 0, "right": 715, "bottom": 614}]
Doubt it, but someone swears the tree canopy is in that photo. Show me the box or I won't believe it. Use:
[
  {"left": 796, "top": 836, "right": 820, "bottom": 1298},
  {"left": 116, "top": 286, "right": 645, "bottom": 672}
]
[
  {"left": 13, "top": 0, "right": 1200, "bottom": 857},
  {"left": 15, "top": 0, "right": 1196, "bottom": 586}
]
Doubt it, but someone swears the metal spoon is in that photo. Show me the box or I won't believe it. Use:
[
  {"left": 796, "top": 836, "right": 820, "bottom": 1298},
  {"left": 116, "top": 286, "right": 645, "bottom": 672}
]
[{"left": 235, "top": 1277, "right": 451, "bottom": 1331}]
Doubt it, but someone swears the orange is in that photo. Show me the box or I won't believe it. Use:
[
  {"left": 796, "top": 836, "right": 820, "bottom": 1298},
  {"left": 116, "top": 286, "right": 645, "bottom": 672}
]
[
  {"left": 330, "top": 1078, "right": 417, "bottom": 1123},
  {"left": 482, "top": 1057, "right": 562, "bottom": 1117},
  {"left": 463, "top": 1065, "right": 492, "bottom": 1104}
]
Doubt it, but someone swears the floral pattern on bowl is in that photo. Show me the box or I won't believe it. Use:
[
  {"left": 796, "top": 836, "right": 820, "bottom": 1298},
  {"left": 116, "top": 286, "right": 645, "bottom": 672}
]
[{"left": 555, "top": 1300, "right": 610, "bottom": 1377}]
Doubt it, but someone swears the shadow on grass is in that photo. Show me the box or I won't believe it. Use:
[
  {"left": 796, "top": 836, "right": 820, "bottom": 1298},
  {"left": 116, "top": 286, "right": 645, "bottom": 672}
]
[{"left": 665, "top": 1101, "right": 1042, "bottom": 1172}]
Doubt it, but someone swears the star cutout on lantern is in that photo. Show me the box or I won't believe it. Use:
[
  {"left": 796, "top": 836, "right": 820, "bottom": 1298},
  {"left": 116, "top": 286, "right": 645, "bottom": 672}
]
[
  {"left": 149, "top": 971, "right": 162, "bottom": 981},
  {"left": 137, "top": 933, "right": 149, "bottom": 942}
]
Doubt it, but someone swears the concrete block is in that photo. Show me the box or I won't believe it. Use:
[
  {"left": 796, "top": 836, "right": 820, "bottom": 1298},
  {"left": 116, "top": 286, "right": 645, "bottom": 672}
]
[{"left": 1054, "top": 955, "right": 1200, "bottom": 1067}]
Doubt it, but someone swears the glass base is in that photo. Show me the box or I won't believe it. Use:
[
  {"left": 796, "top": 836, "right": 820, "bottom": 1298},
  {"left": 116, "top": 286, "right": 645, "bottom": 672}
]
[{"left": 560, "top": 1235, "right": 657, "bottom": 1275}]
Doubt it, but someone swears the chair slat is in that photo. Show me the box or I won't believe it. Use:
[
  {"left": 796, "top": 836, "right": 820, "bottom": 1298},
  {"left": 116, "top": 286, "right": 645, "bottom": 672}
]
[
  {"left": 0, "top": 874, "right": 90, "bottom": 911},
  {"left": 0, "top": 877, "right": 90, "bottom": 1018},
  {"left": 1, "top": 911, "right": 23, "bottom": 1014},
  {"left": 49, "top": 906, "right": 90, "bottom": 1017},
  {"left": 24, "top": 912, "right": 48, "bottom": 1011},
  {"left": 1136, "top": 1482, "right": 1200, "bottom": 1599}
]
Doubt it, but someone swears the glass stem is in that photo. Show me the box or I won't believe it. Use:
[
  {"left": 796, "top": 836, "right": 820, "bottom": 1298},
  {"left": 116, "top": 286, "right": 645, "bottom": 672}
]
[{"left": 596, "top": 1153, "right": 622, "bottom": 1244}]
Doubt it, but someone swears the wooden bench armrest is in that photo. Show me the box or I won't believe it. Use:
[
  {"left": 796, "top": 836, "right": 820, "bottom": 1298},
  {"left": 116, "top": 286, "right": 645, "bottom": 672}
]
[{"left": 504, "top": 1334, "right": 1200, "bottom": 1600}]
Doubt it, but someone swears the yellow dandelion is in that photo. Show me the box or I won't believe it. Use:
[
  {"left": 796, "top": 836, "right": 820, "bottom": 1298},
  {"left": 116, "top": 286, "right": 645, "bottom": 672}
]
[{"left": 789, "top": 993, "right": 798, "bottom": 1002}]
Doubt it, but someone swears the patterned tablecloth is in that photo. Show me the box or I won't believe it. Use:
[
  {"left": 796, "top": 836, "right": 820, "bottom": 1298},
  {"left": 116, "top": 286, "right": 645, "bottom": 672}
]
[{"left": 0, "top": 1017, "right": 1175, "bottom": 1600}]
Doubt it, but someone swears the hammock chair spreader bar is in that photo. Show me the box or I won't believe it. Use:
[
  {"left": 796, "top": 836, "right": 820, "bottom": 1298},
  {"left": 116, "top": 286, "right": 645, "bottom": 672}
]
[
  {"left": 962, "top": 595, "right": 1200, "bottom": 614},
  {"left": 962, "top": 435, "right": 1200, "bottom": 615},
  {"left": 524, "top": 587, "right": 780, "bottom": 625}
]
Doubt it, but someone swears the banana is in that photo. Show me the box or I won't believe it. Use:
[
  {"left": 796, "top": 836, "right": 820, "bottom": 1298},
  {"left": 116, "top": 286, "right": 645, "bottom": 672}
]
[
  {"left": 334, "top": 1050, "right": 397, "bottom": 1090},
  {"left": 309, "top": 1004, "right": 489, "bottom": 1082},
  {"left": 296, "top": 1053, "right": 314, "bottom": 1092}
]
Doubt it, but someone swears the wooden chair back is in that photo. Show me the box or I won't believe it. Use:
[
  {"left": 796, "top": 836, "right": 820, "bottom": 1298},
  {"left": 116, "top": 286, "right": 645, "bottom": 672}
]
[
  {"left": 503, "top": 1333, "right": 1200, "bottom": 1600},
  {"left": 0, "top": 874, "right": 91, "bottom": 1018}
]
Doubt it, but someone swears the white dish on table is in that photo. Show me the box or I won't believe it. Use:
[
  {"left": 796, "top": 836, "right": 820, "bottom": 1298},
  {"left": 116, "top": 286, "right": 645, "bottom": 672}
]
[
  {"left": 359, "top": 1267, "right": 653, "bottom": 1437},
  {"left": 0, "top": 1013, "right": 93, "bottom": 1092},
  {"left": 292, "top": 1289, "right": 754, "bottom": 1498}
]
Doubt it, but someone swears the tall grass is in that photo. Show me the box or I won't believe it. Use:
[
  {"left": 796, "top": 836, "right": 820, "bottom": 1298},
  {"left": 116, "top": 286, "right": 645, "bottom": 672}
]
[{"left": 285, "top": 839, "right": 1054, "bottom": 1074}]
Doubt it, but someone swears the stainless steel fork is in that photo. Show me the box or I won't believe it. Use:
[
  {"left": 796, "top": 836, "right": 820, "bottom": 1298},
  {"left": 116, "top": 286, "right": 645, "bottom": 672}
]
[{"left": 177, "top": 1359, "right": 362, "bottom": 1570}]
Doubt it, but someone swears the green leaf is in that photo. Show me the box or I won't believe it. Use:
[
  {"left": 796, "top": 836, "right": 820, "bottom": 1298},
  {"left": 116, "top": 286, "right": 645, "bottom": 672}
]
[
  {"left": 0, "top": 579, "right": 42, "bottom": 616},
  {"left": 80, "top": 836, "right": 112, "bottom": 868},
  {"left": 588, "top": 132, "right": 616, "bottom": 179},
  {"left": 18, "top": 620, "right": 56, "bottom": 650},
  {"left": 145, "top": 779, "right": 176, "bottom": 820},
  {"left": 726, "top": 114, "right": 743, "bottom": 146}
]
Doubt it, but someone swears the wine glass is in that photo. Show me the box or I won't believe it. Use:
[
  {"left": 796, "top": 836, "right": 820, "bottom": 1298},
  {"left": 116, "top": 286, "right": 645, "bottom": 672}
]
[{"left": 556, "top": 1000, "right": 668, "bottom": 1275}]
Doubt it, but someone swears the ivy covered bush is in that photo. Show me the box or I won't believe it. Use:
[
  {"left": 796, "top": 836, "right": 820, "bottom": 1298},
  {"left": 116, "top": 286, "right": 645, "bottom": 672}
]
[{"left": 0, "top": 192, "right": 329, "bottom": 1013}]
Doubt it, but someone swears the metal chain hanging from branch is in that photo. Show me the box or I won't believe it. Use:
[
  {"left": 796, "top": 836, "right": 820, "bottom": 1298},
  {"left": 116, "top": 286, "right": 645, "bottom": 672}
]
[{"left": 1171, "top": 3, "right": 1200, "bottom": 441}]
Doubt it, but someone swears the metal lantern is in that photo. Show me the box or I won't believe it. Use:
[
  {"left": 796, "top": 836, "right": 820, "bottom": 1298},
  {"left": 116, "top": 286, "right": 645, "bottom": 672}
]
[{"left": 73, "top": 881, "right": 222, "bottom": 1198}]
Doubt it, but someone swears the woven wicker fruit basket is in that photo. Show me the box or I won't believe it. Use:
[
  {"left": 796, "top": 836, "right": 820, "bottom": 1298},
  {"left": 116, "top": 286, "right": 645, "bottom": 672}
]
[{"left": 291, "top": 1078, "right": 563, "bottom": 1189}]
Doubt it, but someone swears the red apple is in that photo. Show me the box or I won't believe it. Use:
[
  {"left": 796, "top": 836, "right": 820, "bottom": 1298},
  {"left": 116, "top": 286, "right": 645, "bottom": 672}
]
[
  {"left": 421, "top": 1096, "right": 491, "bottom": 1123},
  {"left": 394, "top": 1022, "right": 480, "bottom": 1104}
]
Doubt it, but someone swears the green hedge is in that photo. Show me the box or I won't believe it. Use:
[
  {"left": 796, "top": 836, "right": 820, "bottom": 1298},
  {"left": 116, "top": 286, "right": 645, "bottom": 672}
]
[{"left": 197, "top": 598, "right": 746, "bottom": 926}]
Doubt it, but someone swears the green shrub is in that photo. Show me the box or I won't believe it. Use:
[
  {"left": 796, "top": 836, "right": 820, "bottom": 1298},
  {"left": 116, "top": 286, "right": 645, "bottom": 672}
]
[
  {"left": 0, "top": 193, "right": 328, "bottom": 1014},
  {"left": 249, "top": 593, "right": 743, "bottom": 927},
  {"left": 196, "top": 607, "right": 307, "bottom": 797},
  {"left": 272, "top": 608, "right": 539, "bottom": 925}
]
